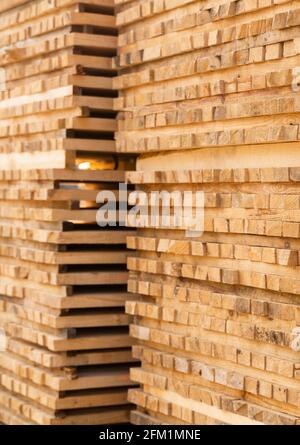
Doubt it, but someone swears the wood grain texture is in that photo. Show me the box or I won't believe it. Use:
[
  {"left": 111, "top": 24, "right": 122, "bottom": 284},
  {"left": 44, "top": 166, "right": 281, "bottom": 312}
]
[
  {"left": 0, "top": 0, "right": 135, "bottom": 425},
  {"left": 116, "top": 0, "right": 300, "bottom": 426}
]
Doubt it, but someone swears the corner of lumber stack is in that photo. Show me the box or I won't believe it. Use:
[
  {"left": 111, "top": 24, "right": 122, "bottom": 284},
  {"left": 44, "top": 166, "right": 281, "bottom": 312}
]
[
  {"left": 0, "top": 0, "right": 137, "bottom": 425},
  {"left": 115, "top": 0, "right": 300, "bottom": 425}
]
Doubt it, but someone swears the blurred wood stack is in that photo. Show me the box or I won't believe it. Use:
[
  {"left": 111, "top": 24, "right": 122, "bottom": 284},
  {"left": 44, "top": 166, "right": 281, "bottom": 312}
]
[
  {"left": 0, "top": 0, "right": 137, "bottom": 425},
  {"left": 115, "top": 0, "right": 300, "bottom": 425}
]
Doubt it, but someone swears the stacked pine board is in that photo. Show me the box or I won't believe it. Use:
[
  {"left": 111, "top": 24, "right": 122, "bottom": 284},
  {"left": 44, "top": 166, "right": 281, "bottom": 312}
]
[
  {"left": 115, "top": 0, "right": 300, "bottom": 425},
  {"left": 0, "top": 0, "right": 137, "bottom": 425}
]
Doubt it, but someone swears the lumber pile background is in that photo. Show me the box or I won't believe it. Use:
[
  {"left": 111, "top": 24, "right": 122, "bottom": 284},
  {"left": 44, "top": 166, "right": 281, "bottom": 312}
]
[
  {"left": 115, "top": 0, "right": 300, "bottom": 425},
  {"left": 0, "top": 0, "right": 136, "bottom": 425}
]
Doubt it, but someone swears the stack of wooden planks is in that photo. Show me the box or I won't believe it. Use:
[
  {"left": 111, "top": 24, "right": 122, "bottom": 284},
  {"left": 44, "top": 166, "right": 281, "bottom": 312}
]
[
  {"left": 0, "top": 0, "right": 136, "bottom": 425},
  {"left": 115, "top": 0, "right": 300, "bottom": 425}
]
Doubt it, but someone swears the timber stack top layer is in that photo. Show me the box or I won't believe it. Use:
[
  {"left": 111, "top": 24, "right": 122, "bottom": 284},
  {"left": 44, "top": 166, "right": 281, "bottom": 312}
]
[
  {"left": 115, "top": 0, "right": 300, "bottom": 425},
  {"left": 0, "top": 0, "right": 137, "bottom": 425},
  {"left": 115, "top": 0, "right": 300, "bottom": 159}
]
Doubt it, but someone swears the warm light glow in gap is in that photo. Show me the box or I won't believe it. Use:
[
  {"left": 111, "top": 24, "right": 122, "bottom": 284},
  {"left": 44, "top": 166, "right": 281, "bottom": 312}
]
[{"left": 78, "top": 161, "right": 91, "bottom": 170}]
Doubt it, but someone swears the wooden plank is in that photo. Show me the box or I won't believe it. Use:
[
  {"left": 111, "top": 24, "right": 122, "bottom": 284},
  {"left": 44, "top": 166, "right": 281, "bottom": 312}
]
[
  {"left": 56, "top": 389, "right": 130, "bottom": 410},
  {"left": 51, "top": 407, "right": 131, "bottom": 425},
  {"left": 52, "top": 169, "right": 125, "bottom": 182},
  {"left": 57, "top": 271, "right": 129, "bottom": 285},
  {"left": 64, "top": 138, "right": 116, "bottom": 152},
  {"left": 53, "top": 331, "right": 133, "bottom": 352},
  {"left": 70, "top": 33, "right": 117, "bottom": 51},
  {"left": 70, "top": 54, "right": 114, "bottom": 71},
  {"left": 54, "top": 250, "right": 129, "bottom": 265},
  {"left": 67, "top": 117, "right": 117, "bottom": 132},
  {"left": 28, "top": 291, "right": 133, "bottom": 309},
  {"left": 75, "top": 96, "right": 114, "bottom": 110},
  {"left": 58, "top": 230, "right": 133, "bottom": 245},
  {"left": 70, "top": 12, "right": 116, "bottom": 29},
  {"left": 60, "top": 291, "right": 134, "bottom": 309},
  {"left": 55, "top": 311, "right": 130, "bottom": 328},
  {"left": 69, "top": 75, "right": 113, "bottom": 90}
]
